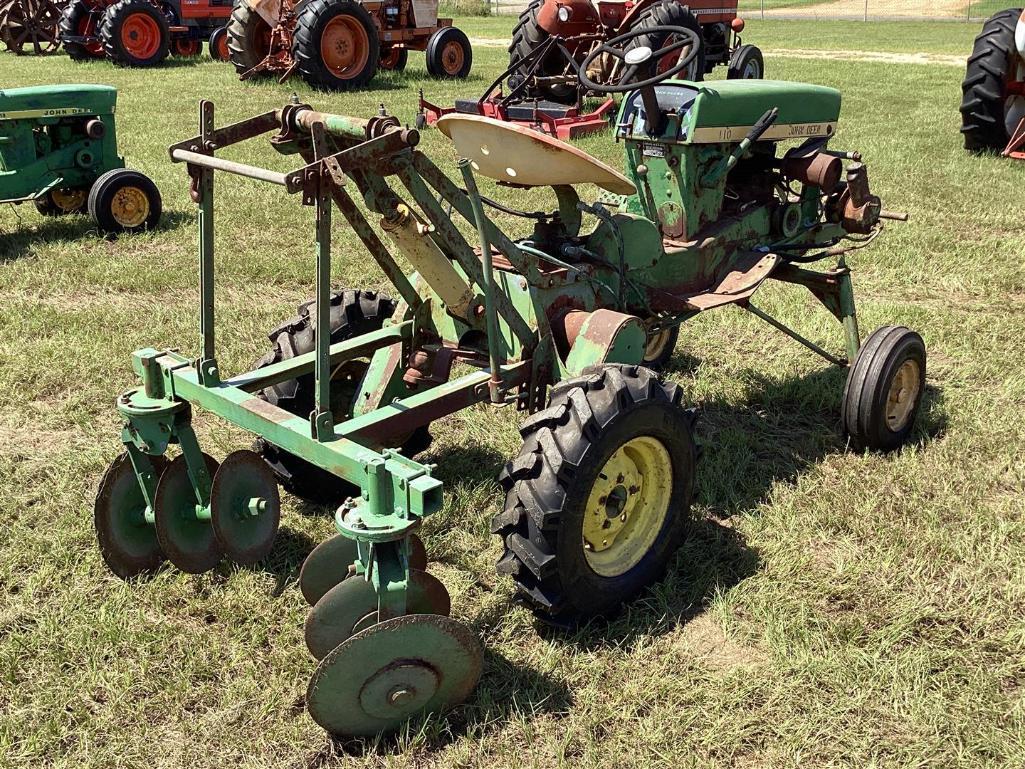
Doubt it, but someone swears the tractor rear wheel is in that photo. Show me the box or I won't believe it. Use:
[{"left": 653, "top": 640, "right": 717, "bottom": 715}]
[
  {"left": 841, "top": 326, "right": 926, "bottom": 452},
  {"left": 226, "top": 0, "right": 273, "bottom": 77},
  {"left": 253, "top": 289, "right": 432, "bottom": 504},
  {"left": 624, "top": 0, "right": 705, "bottom": 83},
  {"left": 34, "top": 187, "right": 88, "bottom": 216},
  {"left": 59, "top": 0, "right": 104, "bottom": 60},
  {"left": 208, "top": 25, "right": 229, "bottom": 61},
  {"left": 960, "top": 7, "right": 1022, "bottom": 151},
  {"left": 492, "top": 364, "right": 697, "bottom": 621},
  {"left": 293, "top": 0, "right": 378, "bottom": 90},
  {"left": 99, "top": 0, "right": 170, "bottom": 67},
  {"left": 507, "top": 0, "right": 576, "bottom": 103},
  {"left": 87, "top": 168, "right": 162, "bottom": 235},
  {"left": 426, "top": 27, "right": 471, "bottom": 78}
]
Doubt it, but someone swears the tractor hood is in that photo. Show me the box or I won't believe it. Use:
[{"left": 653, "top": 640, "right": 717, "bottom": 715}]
[
  {"left": 0, "top": 85, "right": 117, "bottom": 120},
  {"left": 619, "top": 79, "right": 842, "bottom": 145}
]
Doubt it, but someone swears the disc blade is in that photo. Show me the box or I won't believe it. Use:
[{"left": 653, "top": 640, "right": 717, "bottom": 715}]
[
  {"left": 94, "top": 452, "right": 166, "bottom": 579},
  {"left": 304, "top": 569, "right": 451, "bottom": 660},
  {"left": 154, "top": 453, "right": 221, "bottom": 574},
  {"left": 210, "top": 449, "right": 281, "bottom": 565},
  {"left": 299, "top": 533, "right": 427, "bottom": 607},
  {"left": 307, "top": 614, "right": 482, "bottom": 737}
]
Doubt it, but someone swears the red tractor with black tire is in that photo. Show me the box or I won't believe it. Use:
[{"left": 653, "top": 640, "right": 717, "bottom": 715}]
[
  {"left": 226, "top": 0, "right": 472, "bottom": 90},
  {"left": 509, "top": 0, "right": 762, "bottom": 104},
  {"left": 59, "top": 0, "right": 232, "bottom": 66}
]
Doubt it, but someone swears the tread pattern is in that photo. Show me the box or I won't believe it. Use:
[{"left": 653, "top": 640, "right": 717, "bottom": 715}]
[
  {"left": 960, "top": 8, "right": 1021, "bottom": 151},
  {"left": 624, "top": 0, "right": 704, "bottom": 83},
  {"left": 225, "top": 0, "right": 270, "bottom": 76},
  {"left": 507, "top": 0, "right": 575, "bottom": 103},
  {"left": 59, "top": 0, "right": 101, "bottom": 60},
  {"left": 99, "top": 0, "right": 170, "bottom": 67},
  {"left": 492, "top": 364, "right": 696, "bottom": 618},
  {"left": 292, "top": 0, "right": 378, "bottom": 90}
]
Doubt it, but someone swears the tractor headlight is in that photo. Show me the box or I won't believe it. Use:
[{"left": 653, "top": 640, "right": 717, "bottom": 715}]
[{"left": 557, "top": 5, "right": 571, "bottom": 22}]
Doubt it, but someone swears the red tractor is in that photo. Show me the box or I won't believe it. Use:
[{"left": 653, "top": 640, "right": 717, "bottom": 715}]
[
  {"left": 59, "top": 0, "right": 233, "bottom": 66},
  {"left": 225, "top": 0, "right": 472, "bottom": 90}
]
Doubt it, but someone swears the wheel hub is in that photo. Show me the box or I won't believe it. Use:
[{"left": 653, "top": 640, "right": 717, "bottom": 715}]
[
  {"left": 885, "top": 359, "right": 921, "bottom": 431},
  {"left": 110, "top": 186, "right": 150, "bottom": 228}
]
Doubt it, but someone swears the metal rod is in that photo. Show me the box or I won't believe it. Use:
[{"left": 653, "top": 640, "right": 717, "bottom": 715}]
[
  {"left": 745, "top": 303, "right": 847, "bottom": 366},
  {"left": 313, "top": 123, "right": 334, "bottom": 441},
  {"left": 170, "top": 148, "right": 298, "bottom": 191},
  {"left": 459, "top": 159, "right": 503, "bottom": 403},
  {"left": 198, "top": 101, "right": 216, "bottom": 372}
]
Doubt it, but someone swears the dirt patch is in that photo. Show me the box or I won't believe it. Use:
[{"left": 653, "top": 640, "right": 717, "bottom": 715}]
[
  {"left": 673, "top": 614, "right": 767, "bottom": 669},
  {"left": 761, "top": 0, "right": 969, "bottom": 19}
]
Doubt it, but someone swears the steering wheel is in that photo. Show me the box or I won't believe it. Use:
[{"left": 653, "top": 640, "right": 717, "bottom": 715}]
[{"left": 578, "top": 25, "right": 701, "bottom": 94}]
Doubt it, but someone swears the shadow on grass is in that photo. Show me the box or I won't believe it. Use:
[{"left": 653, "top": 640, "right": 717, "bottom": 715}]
[{"left": 0, "top": 209, "right": 191, "bottom": 262}]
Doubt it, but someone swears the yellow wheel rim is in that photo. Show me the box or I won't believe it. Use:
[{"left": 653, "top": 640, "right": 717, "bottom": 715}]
[
  {"left": 644, "top": 328, "right": 672, "bottom": 362},
  {"left": 110, "top": 186, "right": 150, "bottom": 229},
  {"left": 885, "top": 359, "right": 921, "bottom": 432},
  {"left": 52, "top": 188, "right": 86, "bottom": 212},
  {"left": 582, "top": 435, "right": 672, "bottom": 578}
]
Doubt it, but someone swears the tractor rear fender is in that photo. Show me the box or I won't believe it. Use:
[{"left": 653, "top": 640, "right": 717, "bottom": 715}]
[
  {"left": 536, "top": 0, "right": 602, "bottom": 36},
  {"left": 561, "top": 309, "right": 646, "bottom": 376}
]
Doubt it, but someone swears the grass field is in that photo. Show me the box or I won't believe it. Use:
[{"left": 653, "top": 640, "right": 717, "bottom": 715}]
[{"left": 2, "top": 16, "right": 1025, "bottom": 769}]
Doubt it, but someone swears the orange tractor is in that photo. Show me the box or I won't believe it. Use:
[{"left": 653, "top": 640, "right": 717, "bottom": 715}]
[
  {"left": 59, "top": 0, "right": 232, "bottom": 66},
  {"left": 226, "top": 0, "right": 472, "bottom": 90}
]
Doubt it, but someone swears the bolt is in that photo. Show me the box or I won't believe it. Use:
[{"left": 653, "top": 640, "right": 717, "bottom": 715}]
[
  {"left": 617, "top": 474, "right": 625, "bottom": 484},
  {"left": 388, "top": 687, "right": 415, "bottom": 706},
  {"left": 599, "top": 496, "right": 607, "bottom": 505},
  {"left": 629, "top": 485, "right": 640, "bottom": 494},
  {"left": 620, "top": 513, "right": 627, "bottom": 522}
]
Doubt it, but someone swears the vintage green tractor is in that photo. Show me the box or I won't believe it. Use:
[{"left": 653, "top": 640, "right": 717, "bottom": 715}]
[
  {"left": 96, "top": 26, "right": 925, "bottom": 739},
  {"left": 0, "top": 84, "right": 162, "bottom": 234}
]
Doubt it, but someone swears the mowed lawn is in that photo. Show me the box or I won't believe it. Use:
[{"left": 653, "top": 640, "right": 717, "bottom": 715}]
[{"left": 1, "top": 16, "right": 1024, "bottom": 769}]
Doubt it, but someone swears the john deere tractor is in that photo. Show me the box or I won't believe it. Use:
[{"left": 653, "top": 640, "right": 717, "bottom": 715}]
[
  {"left": 97, "top": 26, "right": 924, "bottom": 739},
  {"left": 0, "top": 84, "right": 162, "bottom": 234}
]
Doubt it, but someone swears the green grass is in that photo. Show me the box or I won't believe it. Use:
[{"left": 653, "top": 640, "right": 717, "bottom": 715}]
[{"left": 2, "top": 17, "right": 1025, "bottom": 769}]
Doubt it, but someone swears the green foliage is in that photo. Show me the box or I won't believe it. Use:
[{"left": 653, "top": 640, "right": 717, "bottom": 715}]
[{"left": 440, "top": 0, "right": 492, "bottom": 17}]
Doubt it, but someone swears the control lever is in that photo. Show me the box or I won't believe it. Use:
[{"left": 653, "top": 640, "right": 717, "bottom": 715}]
[{"left": 703, "top": 107, "right": 779, "bottom": 185}]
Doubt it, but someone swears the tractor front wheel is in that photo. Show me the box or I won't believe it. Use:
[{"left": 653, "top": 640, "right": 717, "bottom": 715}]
[
  {"left": 99, "top": 0, "right": 170, "bottom": 67},
  {"left": 226, "top": 0, "right": 272, "bottom": 76},
  {"left": 253, "top": 289, "right": 432, "bottom": 504},
  {"left": 171, "top": 37, "right": 201, "bottom": 57},
  {"left": 727, "top": 44, "right": 764, "bottom": 80},
  {"left": 426, "top": 27, "right": 471, "bottom": 79},
  {"left": 58, "top": 0, "right": 103, "bottom": 60},
  {"left": 493, "top": 364, "right": 697, "bottom": 620},
  {"left": 841, "top": 326, "right": 927, "bottom": 452},
  {"left": 34, "top": 187, "right": 88, "bottom": 216},
  {"left": 960, "top": 8, "right": 1023, "bottom": 151},
  {"left": 87, "top": 168, "right": 162, "bottom": 235},
  {"left": 208, "top": 25, "right": 229, "bottom": 61},
  {"left": 293, "top": 0, "right": 379, "bottom": 90}
]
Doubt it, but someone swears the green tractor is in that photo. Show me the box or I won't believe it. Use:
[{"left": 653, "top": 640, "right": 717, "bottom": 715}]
[
  {"left": 97, "top": 26, "right": 925, "bottom": 739},
  {"left": 0, "top": 84, "right": 161, "bottom": 234}
]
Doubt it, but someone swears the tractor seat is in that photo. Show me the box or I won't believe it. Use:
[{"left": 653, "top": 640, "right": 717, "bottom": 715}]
[{"left": 437, "top": 114, "right": 636, "bottom": 195}]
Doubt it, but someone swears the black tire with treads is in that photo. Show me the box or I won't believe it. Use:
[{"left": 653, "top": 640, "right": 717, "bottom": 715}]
[
  {"left": 292, "top": 0, "right": 378, "bottom": 90},
  {"left": 623, "top": 0, "right": 704, "bottom": 83},
  {"left": 506, "top": 0, "right": 576, "bottom": 103},
  {"left": 226, "top": 0, "right": 273, "bottom": 77},
  {"left": 254, "top": 289, "right": 431, "bottom": 504},
  {"left": 99, "top": 0, "right": 170, "bottom": 67},
  {"left": 492, "top": 364, "right": 697, "bottom": 621},
  {"left": 840, "top": 326, "right": 926, "bottom": 452},
  {"left": 59, "top": 0, "right": 103, "bottom": 60},
  {"left": 960, "top": 8, "right": 1021, "bottom": 151}
]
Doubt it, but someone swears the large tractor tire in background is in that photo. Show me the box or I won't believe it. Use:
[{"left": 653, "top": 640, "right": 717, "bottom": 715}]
[
  {"left": 293, "top": 0, "right": 378, "bottom": 90},
  {"left": 507, "top": 0, "right": 576, "bottom": 103},
  {"left": 99, "top": 0, "right": 170, "bottom": 67},
  {"left": 226, "top": 0, "right": 273, "bottom": 76},
  {"left": 960, "top": 7, "right": 1023, "bottom": 151},
  {"left": 59, "top": 0, "right": 104, "bottom": 60},
  {"left": 624, "top": 0, "right": 704, "bottom": 83},
  {"left": 253, "top": 289, "right": 431, "bottom": 504}
]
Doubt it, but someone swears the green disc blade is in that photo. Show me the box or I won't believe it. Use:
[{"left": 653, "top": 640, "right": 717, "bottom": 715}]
[
  {"left": 210, "top": 449, "right": 281, "bottom": 566},
  {"left": 94, "top": 452, "right": 166, "bottom": 579},
  {"left": 304, "top": 569, "right": 451, "bottom": 660},
  {"left": 154, "top": 453, "right": 221, "bottom": 574},
  {"left": 307, "top": 614, "right": 482, "bottom": 737},
  {"left": 299, "top": 533, "right": 428, "bottom": 607}
]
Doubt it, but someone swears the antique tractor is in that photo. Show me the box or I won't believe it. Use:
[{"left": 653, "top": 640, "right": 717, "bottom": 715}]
[
  {"left": 225, "top": 0, "right": 472, "bottom": 90},
  {"left": 97, "top": 28, "right": 925, "bottom": 738},
  {"left": 0, "top": 0, "right": 67, "bottom": 54},
  {"left": 60, "top": 0, "right": 233, "bottom": 66},
  {"left": 961, "top": 7, "right": 1025, "bottom": 159},
  {"left": 1, "top": 84, "right": 162, "bottom": 234},
  {"left": 419, "top": 0, "right": 762, "bottom": 139}
]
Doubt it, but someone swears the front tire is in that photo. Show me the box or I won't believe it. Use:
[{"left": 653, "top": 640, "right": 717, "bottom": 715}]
[
  {"left": 426, "top": 27, "right": 471, "bottom": 79},
  {"left": 492, "top": 364, "right": 697, "bottom": 620},
  {"left": 293, "top": 0, "right": 378, "bottom": 90},
  {"left": 208, "top": 25, "right": 229, "bottom": 61},
  {"left": 960, "top": 8, "right": 1022, "bottom": 151},
  {"left": 99, "top": 0, "right": 170, "bottom": 67},
  {"left": 841, "top": 326, "right": 926, "bottom": 452},
  {"left": 727, "top": 44, "right": 764, "bottom": 80},
  {"left": 87, "top": 168, "right": 162, "bottom": 235}
]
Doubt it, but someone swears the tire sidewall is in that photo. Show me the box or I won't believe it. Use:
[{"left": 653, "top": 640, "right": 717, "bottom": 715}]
[
  {"left": 295, "top": 0, "right": 379, "bottom": 90},
  {"left": 427, "top": 27, "right": 471, "bottom": 79},
  {"left": 552, "top": 399, "right": 695, "bottom": 616},
  {"left": 865, "top": 332, "right": 926, "bottom": 450},
  {"left": 102, "top": 0, "right": 170, "bottom": 67},
  {"left": 88, "top": 169, "right": 162, "bottom": 235},
  {"left": 728, "top": 44, "right": 763, "bottom": 79}
]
